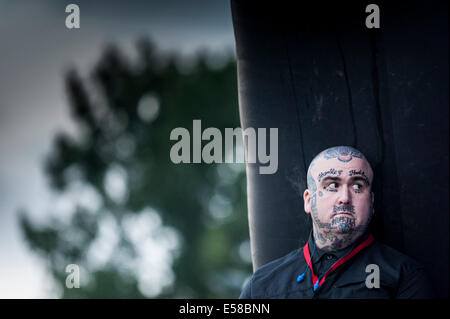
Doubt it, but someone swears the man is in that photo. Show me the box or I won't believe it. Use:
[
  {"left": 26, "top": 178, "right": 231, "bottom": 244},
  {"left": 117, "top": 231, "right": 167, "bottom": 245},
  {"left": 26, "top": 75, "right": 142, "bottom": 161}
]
[{"left": 240, "top": 146, "right": 434, "bottom": 298}]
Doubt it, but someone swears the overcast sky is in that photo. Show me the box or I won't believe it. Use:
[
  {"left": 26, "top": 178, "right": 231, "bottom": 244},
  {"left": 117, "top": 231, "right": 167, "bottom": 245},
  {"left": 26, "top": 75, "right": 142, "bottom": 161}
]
[{"left": 0, "top": 0, "right": 235, "bottom": 298}]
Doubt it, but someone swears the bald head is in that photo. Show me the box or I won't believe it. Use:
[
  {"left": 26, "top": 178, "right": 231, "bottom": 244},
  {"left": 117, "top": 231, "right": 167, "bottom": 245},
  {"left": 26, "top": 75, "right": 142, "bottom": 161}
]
[{"left": 307, "top": 146, "right": 373, "bottom": 191}]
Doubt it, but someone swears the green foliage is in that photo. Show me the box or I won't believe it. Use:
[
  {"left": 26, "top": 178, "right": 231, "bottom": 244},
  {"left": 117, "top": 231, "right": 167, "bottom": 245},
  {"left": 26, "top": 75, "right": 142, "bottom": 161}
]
[{"left": 19, "top": 39, "right": 252, "bottom": 298}]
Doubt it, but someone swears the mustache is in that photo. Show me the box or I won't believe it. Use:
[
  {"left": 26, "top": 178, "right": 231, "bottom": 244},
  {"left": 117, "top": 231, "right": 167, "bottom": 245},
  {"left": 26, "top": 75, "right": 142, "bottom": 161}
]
[{"left": 332, "top": 205, "right": 355, "bottom": 215}]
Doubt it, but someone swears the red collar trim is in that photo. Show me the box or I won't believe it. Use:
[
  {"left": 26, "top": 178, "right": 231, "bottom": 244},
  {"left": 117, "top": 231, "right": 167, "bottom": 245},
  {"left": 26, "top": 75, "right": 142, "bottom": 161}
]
[{"left": 303, "top": 234, "right": 374, "bottom": 289}]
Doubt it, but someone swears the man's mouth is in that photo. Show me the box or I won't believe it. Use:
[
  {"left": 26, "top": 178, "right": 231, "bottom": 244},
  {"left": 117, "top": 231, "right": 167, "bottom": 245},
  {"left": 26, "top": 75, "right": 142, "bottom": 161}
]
[
  {"left": 332, "top": 205, "right": 355, "bottom": 217},
  {"left": 332, "top": 211, "right": 354, "bottom": 218},
  {"left": 331, "top": 213, "right": 356, "bottom": 232}
]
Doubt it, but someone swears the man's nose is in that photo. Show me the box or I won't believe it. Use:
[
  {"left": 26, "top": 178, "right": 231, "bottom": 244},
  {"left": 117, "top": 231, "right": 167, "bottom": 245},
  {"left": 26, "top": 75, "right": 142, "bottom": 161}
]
[{"left": 338, "top": 185, "right": 351, "bottom": 204}]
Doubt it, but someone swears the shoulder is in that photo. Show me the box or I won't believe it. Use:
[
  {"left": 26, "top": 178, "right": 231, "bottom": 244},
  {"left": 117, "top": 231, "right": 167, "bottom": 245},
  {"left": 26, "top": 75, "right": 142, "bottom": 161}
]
[
  {"left": 369, "top": 241, "right": 424, "bottom": 271},
  {"left": 371, "top": 241, "right": 434, "bottom": 298},
  {"left": 240, "top": 248, "right": 302, "bottom": 298},
  {"left": 253, "top": 248, "right": 301, "bottom": 280},
  {"left": 361, "top": 240, "right": 426, "bottom": 281},
  {"left": 363, "top": 240, "right": 434, "bottom": 297}
]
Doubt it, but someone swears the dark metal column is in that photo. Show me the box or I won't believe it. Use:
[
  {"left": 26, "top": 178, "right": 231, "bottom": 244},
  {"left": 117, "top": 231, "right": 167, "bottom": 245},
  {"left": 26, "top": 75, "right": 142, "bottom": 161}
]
[{"left": 231, "top": 0, "right": 448, "bottom": 298}]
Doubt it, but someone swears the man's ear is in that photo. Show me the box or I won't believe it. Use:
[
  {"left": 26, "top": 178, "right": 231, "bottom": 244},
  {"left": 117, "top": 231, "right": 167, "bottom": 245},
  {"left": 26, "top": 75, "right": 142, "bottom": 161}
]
[{"left": 303, "top": 189, "right": 312, "bottom": 215}]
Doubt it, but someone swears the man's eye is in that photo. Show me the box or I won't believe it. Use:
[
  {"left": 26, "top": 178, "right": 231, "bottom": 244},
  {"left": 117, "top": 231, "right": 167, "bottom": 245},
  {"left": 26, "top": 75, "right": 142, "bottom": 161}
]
[
  {"left": 324, "top": 182, "right": 339, "bottom": 192},
  {"left": 353, "top": 184, "right": 363, "bottom": 190}
]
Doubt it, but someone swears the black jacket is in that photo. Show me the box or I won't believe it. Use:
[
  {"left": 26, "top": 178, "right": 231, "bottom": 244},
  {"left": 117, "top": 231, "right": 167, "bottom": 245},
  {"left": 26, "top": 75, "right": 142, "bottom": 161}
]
[{"left": 239, "top": 232, "right": 434, "bottom": 299}]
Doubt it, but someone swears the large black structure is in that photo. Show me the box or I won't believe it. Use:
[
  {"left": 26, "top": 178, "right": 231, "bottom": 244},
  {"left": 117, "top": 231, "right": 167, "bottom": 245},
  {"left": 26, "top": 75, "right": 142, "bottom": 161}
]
[{"left": 231, "top": 0, "right": 448, "bottom": 298}]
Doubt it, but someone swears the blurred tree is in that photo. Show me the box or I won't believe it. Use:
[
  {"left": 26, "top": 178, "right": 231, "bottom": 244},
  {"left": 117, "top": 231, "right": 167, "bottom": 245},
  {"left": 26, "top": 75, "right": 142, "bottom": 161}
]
[{"left": 19, "top": 39, "right": 252, "bottom": 298}]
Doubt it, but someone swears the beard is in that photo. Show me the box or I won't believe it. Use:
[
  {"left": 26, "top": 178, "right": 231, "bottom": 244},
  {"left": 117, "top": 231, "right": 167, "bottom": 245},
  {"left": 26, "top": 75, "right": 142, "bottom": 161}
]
[
  {"left": 311, "top": 199, "right": 373, "bottom": 251},
  {"left": 331, "top": 215, "right": 356, "bottom": 233},
  {"left": 312, "top": 213, "right": 362, "bottom": 251}
]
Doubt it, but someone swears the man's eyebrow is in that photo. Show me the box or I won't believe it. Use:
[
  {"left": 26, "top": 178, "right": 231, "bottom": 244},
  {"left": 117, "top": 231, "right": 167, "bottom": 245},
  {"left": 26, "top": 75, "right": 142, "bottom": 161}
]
[
  {"left": 316, "top": 169, "right": 343, "bottom": 182},
  {"left": 349, "top": 175, "right": 371, "bottom": 186},
  {"left": 320, "top": 176, "right": 341, "bottom": 184},
  {"left": 348, "top": 169, "right": 371, "bottom": 186},
  {"left": 320, "top": 175, "right": 371, "bottom": 186}
]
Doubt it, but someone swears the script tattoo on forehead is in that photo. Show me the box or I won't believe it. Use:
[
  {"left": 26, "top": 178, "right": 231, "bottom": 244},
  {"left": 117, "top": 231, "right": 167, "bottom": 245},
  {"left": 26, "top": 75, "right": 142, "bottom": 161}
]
[
  {"left": 348, "top": 169, "right": 370, "bottom": 186},
  {"left": 322, "top": 146, "right": 363, "bottom": 163},
  {"left": 317, "top": 168, "right": 343, "bottom": 182}
]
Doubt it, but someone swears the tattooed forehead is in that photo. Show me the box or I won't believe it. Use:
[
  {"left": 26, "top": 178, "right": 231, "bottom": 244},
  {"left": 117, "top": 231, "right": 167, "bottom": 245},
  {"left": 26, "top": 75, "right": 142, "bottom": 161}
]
[
  {"left": 308, "top": 146, "right": 373, "bottom": 180},
  {"left": 316, "top": 167, "right": 369, "bottom": 177},
  {"left": 316, "top": 168, "right": 343, "bottom": 182},
  {"left": 315, "top": 167, "right": 372, "bottom": 186},
  {"left": 309, "top": 146, "right": 365, "bottom": 167},
  {"left": 322, "top": 146, "right": 363, "bottom": 163}
]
